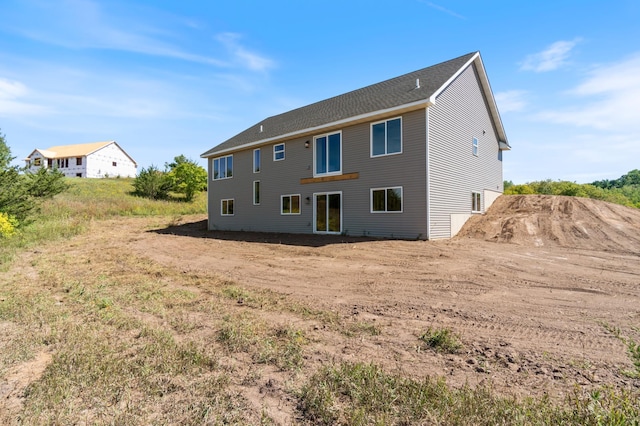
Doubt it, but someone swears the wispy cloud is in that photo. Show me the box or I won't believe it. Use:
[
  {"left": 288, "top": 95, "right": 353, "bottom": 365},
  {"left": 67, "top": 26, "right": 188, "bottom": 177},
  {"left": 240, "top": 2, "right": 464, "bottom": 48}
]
[
  {"left": 216, "top": 33, "right": 275, "bottom": 72},
  {"left": 520, "top": 39, "right": 581, "bottom": 72},
  {"left": 0, "top": 78, "right": 50, "bottom": 116},
  {"left": 419, "top": 1, "right": 466, "bottom": 19},
  {"left": 3, "top": 0, "right": 274, "bottom": 71},
  {"left": 495, "top": 90, "right": 528, "bottom": 113},
  {"left": 537, "top": 53, "right": 640, "bottom": 130}
]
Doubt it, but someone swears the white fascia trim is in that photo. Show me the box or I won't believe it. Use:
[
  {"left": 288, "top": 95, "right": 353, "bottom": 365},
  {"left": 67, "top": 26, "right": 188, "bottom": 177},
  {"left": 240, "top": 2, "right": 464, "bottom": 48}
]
[{"left": 201, "top": 99, "right": 432, "bottom": 158}]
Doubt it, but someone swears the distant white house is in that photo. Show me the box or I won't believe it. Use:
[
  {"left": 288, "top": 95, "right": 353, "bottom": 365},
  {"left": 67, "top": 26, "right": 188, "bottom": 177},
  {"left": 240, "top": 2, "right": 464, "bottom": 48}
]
[{"left": 24, "top": 141, "right": 137, "bottom": 178}]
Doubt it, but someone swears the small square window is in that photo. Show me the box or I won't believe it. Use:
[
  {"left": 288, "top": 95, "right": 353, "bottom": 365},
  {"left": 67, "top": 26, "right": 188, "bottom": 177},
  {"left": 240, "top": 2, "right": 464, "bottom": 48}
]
[
  {"left": 34, "top": 158, "right": 42, "bottom": 166},
  {"left": 371, "top": 117, "right": 402, "bottom": 157},
  {"left": 371, "top": 187, "right": 403, "bottom": 213},
  {"left": 77, "top": 157, "right": 83, "bottom": 166},
  {"left": 472, "top": 137, "right": 479, "bottom": 156},
  {"left": 274, "top": 144, "right": 285, "bottom": 161},
  {"left": 281, "top": 194, "right": 300, "bottom": 215},
  {"left": 221, "top": 199, "right": 234, "bottom": 216},
  {"left": 112, "top": 161, "right": 117, "bottom": 167}
]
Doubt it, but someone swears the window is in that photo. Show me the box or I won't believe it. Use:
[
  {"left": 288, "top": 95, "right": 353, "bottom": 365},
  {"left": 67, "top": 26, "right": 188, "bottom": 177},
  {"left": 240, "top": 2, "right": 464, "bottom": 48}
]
[
  {"left": 213, "top": 155, "right": 233, "bottom": 180},
  {"left": 221, "top": 199, "right": 234, "bottom": 216},
  {"left": 112, "top": 161, "right": 117, "bottom": 167},
  {"left": 371, "top": 187, "right": 403, "bottom": 213},
  {"left": 472, "top": 192, "right": 481, "bottom": 212},
  {"left": 253, "top": 148, "right": 261, "bottom": 173},
  {"left": 371, "top": 117, "right": 402, "bottom": 157},
  {"left": 76, "top": 157, "right": 82, "bottom": 166},
  {"left": 472, "top": 137, "right": 479, "bottom": 156},
  {"left": 253, "top": 181, "right": 260, "bottom": 205},
  {"left": 273, "top": 143, "right": 285, "bottom": 161},
  {"left": 34, "top": 158, "right": 41, "bottom": 166},
  {"left": 57, "top": 158, "right": 69, "bottom": 168},
  {"left": 281, "top": 194, "right": 301, "bottom": 215},
  {"left": 314, "top": 131, "right": 341, "bottom": 176}
]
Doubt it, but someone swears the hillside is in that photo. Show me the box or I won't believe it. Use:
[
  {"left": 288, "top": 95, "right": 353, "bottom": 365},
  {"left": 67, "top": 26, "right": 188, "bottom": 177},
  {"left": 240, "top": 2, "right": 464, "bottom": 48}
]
[{"left": 457, "top": 194, "right": 640, "bottom": 253}]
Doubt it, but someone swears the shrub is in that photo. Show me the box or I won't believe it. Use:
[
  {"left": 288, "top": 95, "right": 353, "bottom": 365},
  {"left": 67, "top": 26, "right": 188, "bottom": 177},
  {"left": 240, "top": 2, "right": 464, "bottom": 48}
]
[
  {"left": 0, "top": 212, "right": 18, "bottom": 237},
  {"left": 132, "top": 165, "right": 171, "bottom": 200}
]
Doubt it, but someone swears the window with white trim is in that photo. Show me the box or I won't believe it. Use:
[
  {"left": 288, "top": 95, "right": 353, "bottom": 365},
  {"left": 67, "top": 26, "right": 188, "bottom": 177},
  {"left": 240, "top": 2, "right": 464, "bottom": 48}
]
[
  {"left": 273, "top": 143, "right": 285, "bottom": 161},
  {"left": 371, "top": 117, "right": 402, "bottom": 157},
  {"left": 314, "top": 131, "right": 342, "bottom": 176},
  {"left": 253, "top": 148, "right": 261, "bottom": 173},
  {"left": 281, "top": 194, "right": 301, "bottom": 215},
  {"left": 221, "top": 198, "right": 234, "bottom": 216},
  {"left": 371, "top": 187, "right": 403, "bottom": 213},
  {"left": 253, "top": 181, "right": 260, "bottom": 205},
  {"left": 472, "top": 137, "right": 479, "bottom": 156},
  {"left": 472, "top": 192, "right": 481, "bottom": 213},
  {"left": 213, "top": 155, "right": 233, "bottom": 180}
]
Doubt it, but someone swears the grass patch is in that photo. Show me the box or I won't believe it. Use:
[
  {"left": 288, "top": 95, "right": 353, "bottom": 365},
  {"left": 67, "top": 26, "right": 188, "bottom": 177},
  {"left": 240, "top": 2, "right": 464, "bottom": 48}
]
[
  {"left": 299, "top": 362, "right": 640, "bottom": 425},
  {"left": 419, "top": 327, "right": 462, "bottom": 354},
  {"left": 601, "top": 321, "right": 640, "bottom": 378}
]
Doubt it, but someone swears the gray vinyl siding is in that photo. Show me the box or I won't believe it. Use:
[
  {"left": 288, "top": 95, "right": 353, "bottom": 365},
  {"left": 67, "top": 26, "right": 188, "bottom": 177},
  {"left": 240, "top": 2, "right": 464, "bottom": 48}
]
[
  {"left": 208, "top": 109, "right": 428, "bottom": 239},
  {"left": 428, "top": 64, "right": 504, "bottom": 239}
]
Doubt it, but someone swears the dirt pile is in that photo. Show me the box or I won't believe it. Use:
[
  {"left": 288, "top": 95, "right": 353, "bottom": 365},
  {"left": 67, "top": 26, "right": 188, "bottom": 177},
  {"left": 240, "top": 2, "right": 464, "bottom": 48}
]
[{"left": 457, "top": 195, "right": 640, "bottom": 252}]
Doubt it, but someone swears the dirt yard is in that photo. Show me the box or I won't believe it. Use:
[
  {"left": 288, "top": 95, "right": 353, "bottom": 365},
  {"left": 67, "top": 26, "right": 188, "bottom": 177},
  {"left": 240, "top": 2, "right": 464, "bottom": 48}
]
[
  {"left": 130, "top": 195, "right": 640, "bottom": 399},
  {"left": 2, "top": 194, "right": 640, "bottom": 422}
]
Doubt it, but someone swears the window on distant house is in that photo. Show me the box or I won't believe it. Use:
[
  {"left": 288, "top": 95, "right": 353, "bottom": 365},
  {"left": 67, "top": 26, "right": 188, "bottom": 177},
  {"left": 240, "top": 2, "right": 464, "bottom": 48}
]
[
  {"left": 213, "top": 155, "right": 233, "bottom": 180},
  {"left": 76, "top": 173, "right": 82, "bottom": 177},
  {"left": 221, "top": 199, "right": 234, "bottom": 216},
  {"left": 112, "top": 161, "right": 117, "bottom": 167},
  {"left": 273, "top": 143, "right": 285, "bottom": 161},
  {"left": 34, "top": 158, "right": 41, "bottom": 166},
  {"left": 253, "top": 148, "right": 261, "bottom": 173},
  {"left": 57, "top": 158, "right": 69, "bottom": 168},
  {"left": 253, "top": 181, "right": 260, "bottom": 205},
  {"left": 472, "top": 191, "right": 481, "bottom": 212},
  {"left": 371, "top": 117, "right": 402, "bottom": 157},
  {"left": 371, "top": 187, "right": 403, "bottom": 213},
  {"left": 281, "top": 194, "right": 301, "bottom": 215},
  {"left": 77, "top": 157, "right": 82, "bottom": 166},
  {"left": 314, "top": 131, "right": 342, "bottom": 176},
  {"left": 472, "top": 137, "right": 479, "bottom": 156}
]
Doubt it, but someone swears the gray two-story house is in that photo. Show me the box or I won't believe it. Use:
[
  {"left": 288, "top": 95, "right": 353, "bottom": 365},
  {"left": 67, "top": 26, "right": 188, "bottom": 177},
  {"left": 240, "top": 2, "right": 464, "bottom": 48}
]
[{"left": 201, "top": 51, "right": 510, "bottom": 240}]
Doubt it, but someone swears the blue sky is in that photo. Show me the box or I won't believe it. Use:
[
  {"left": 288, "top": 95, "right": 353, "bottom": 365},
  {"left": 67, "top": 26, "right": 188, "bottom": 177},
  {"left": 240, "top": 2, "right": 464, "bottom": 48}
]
[{"left": 1, "top": 0, "right": 638, "bottom": 183}]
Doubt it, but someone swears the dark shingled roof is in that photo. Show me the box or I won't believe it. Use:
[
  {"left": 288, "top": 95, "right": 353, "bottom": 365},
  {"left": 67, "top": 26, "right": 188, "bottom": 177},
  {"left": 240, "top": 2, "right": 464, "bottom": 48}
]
[{"left": 202, "top": 52, "right": 478, "bottom": 157}]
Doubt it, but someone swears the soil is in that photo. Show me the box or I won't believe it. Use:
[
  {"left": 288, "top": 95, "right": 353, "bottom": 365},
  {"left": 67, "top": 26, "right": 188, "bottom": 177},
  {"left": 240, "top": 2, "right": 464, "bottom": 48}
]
[
  {"left": 3, "top": 194, "right": 640, "bottom": 421},
  {"left": 133, "top": 195, "right": 640, "bottom": 399}
]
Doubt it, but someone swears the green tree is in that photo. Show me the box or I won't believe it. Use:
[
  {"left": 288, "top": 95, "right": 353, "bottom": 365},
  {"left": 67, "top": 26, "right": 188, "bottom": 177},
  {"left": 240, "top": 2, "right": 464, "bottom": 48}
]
[
  {"left": 133, "top": 165, "right": 172, "bottom": 200},
  {"left": 0, "top": 130, "right": 67, "bottom": 225},
  {"left": 166, "top": 156, "right": 207, "bottom": 202}
]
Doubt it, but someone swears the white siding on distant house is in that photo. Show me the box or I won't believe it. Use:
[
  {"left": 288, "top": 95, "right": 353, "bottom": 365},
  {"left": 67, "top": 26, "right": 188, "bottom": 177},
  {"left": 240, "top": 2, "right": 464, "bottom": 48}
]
[{"left": 86, "top": 144, "right": 137, "bottom": 178}]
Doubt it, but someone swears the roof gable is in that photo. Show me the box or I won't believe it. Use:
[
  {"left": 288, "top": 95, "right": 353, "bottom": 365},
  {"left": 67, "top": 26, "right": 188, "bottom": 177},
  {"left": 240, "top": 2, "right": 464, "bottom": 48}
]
[{"left": 203, "top": 52, "right": 504, "bottom": 157}]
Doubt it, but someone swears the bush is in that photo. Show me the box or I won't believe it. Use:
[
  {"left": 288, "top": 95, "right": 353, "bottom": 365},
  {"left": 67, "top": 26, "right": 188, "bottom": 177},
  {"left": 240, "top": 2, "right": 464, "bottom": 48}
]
[
  {"left": 0, "top": 212, "right": 18, "bottom": 237},
  {"left": 133, "top": 165, "right": 172, "bottom": 200}
]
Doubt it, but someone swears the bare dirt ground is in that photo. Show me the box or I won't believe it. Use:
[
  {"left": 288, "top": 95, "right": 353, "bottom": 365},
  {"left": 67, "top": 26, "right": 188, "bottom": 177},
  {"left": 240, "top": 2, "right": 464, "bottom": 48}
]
[
  {"left": 132, "top": 195, "right": 640, "bottom": 399},
  {"left": 3, "top": 194, "right": 640, "bottom": 422}
]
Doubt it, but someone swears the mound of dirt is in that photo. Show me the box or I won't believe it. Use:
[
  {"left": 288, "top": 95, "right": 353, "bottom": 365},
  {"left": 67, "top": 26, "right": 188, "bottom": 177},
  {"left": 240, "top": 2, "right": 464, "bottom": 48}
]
[{"left": 457, "top": 195, "right": 640, "bottom": 252}]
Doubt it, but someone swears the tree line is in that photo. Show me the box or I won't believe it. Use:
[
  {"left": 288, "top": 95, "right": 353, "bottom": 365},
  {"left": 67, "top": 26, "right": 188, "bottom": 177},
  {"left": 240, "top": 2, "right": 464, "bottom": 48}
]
[{"left": 504, "top": 169, "right": 640, "bottom": 208}]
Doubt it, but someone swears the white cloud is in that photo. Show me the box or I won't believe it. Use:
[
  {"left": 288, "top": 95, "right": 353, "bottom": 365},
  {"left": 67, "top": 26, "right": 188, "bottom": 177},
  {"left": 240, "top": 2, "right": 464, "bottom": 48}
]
[
  {"left": 520, "top": 39, "right": 581, "bottom": 72},
  {"left": 419, "top": 1, "right": 466, "bottom": 20},
  {"left": 0, "top": 78, "right": 50, "bottom": 116},
  {"left": 216, "top": 33, "right": 274, "bottom": 72},
  {"left": 537, "top": 53, "right": 640, "bottom": 130},
  {"left": 495, "top": 90, "right": 528, "bottom": 113}
]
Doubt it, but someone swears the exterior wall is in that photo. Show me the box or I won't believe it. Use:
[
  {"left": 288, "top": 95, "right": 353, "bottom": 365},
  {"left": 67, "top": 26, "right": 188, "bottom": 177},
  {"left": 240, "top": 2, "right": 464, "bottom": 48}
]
[
  {"left": 428, "top": 64, "right": 504, "bottom": 239},
  {"left": 207, "top": 109, "right": 428, "bottom": 239},
  {"left": 85, "top": 144, "right": 137, "bottom": 178}
]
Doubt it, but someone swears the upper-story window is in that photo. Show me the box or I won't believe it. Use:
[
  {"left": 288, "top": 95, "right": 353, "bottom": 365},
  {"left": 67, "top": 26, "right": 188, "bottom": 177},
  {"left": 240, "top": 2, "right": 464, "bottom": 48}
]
[
  {"left": 273, "top": 143, "right": 285, "bottom": 161},
  {"left": 253, "top": 148, "right": 261, "bottom": 172},
  {"left": 472, "top": 137, "right": 479, "bottom": 156},
  {"left": 213, "top": 155, "right": 233, "bottom": 180},
  {"left": 314, "top": 131, "right": 342, "bottom": 176},
  {"left": 371, "top": 117, "right": 402, "bottom": 157}
]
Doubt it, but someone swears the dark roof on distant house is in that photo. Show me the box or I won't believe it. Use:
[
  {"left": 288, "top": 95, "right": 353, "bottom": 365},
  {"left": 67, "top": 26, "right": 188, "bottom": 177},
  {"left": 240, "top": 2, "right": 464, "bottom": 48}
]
[{"left": 202, "top": 51, "right": 507, "bottom": 157}]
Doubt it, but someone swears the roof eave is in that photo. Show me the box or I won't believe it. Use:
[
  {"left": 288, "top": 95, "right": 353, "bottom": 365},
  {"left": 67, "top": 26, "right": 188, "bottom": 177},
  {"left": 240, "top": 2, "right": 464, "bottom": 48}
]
[{"left": 201, "top": 98, "right": 433, "bottom": 158}]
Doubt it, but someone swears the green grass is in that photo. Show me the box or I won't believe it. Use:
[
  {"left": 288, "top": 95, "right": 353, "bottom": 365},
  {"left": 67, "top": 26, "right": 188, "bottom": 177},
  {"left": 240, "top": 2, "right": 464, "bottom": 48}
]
[
  {"left": 299, "top": 362, "right": 640, "bottom": 425},
  {"left": 419, "top": 327, "right": 462, "bottom": 354},
  {"left": 0, "top": 177, "right": 206, "bottom": 269}
]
